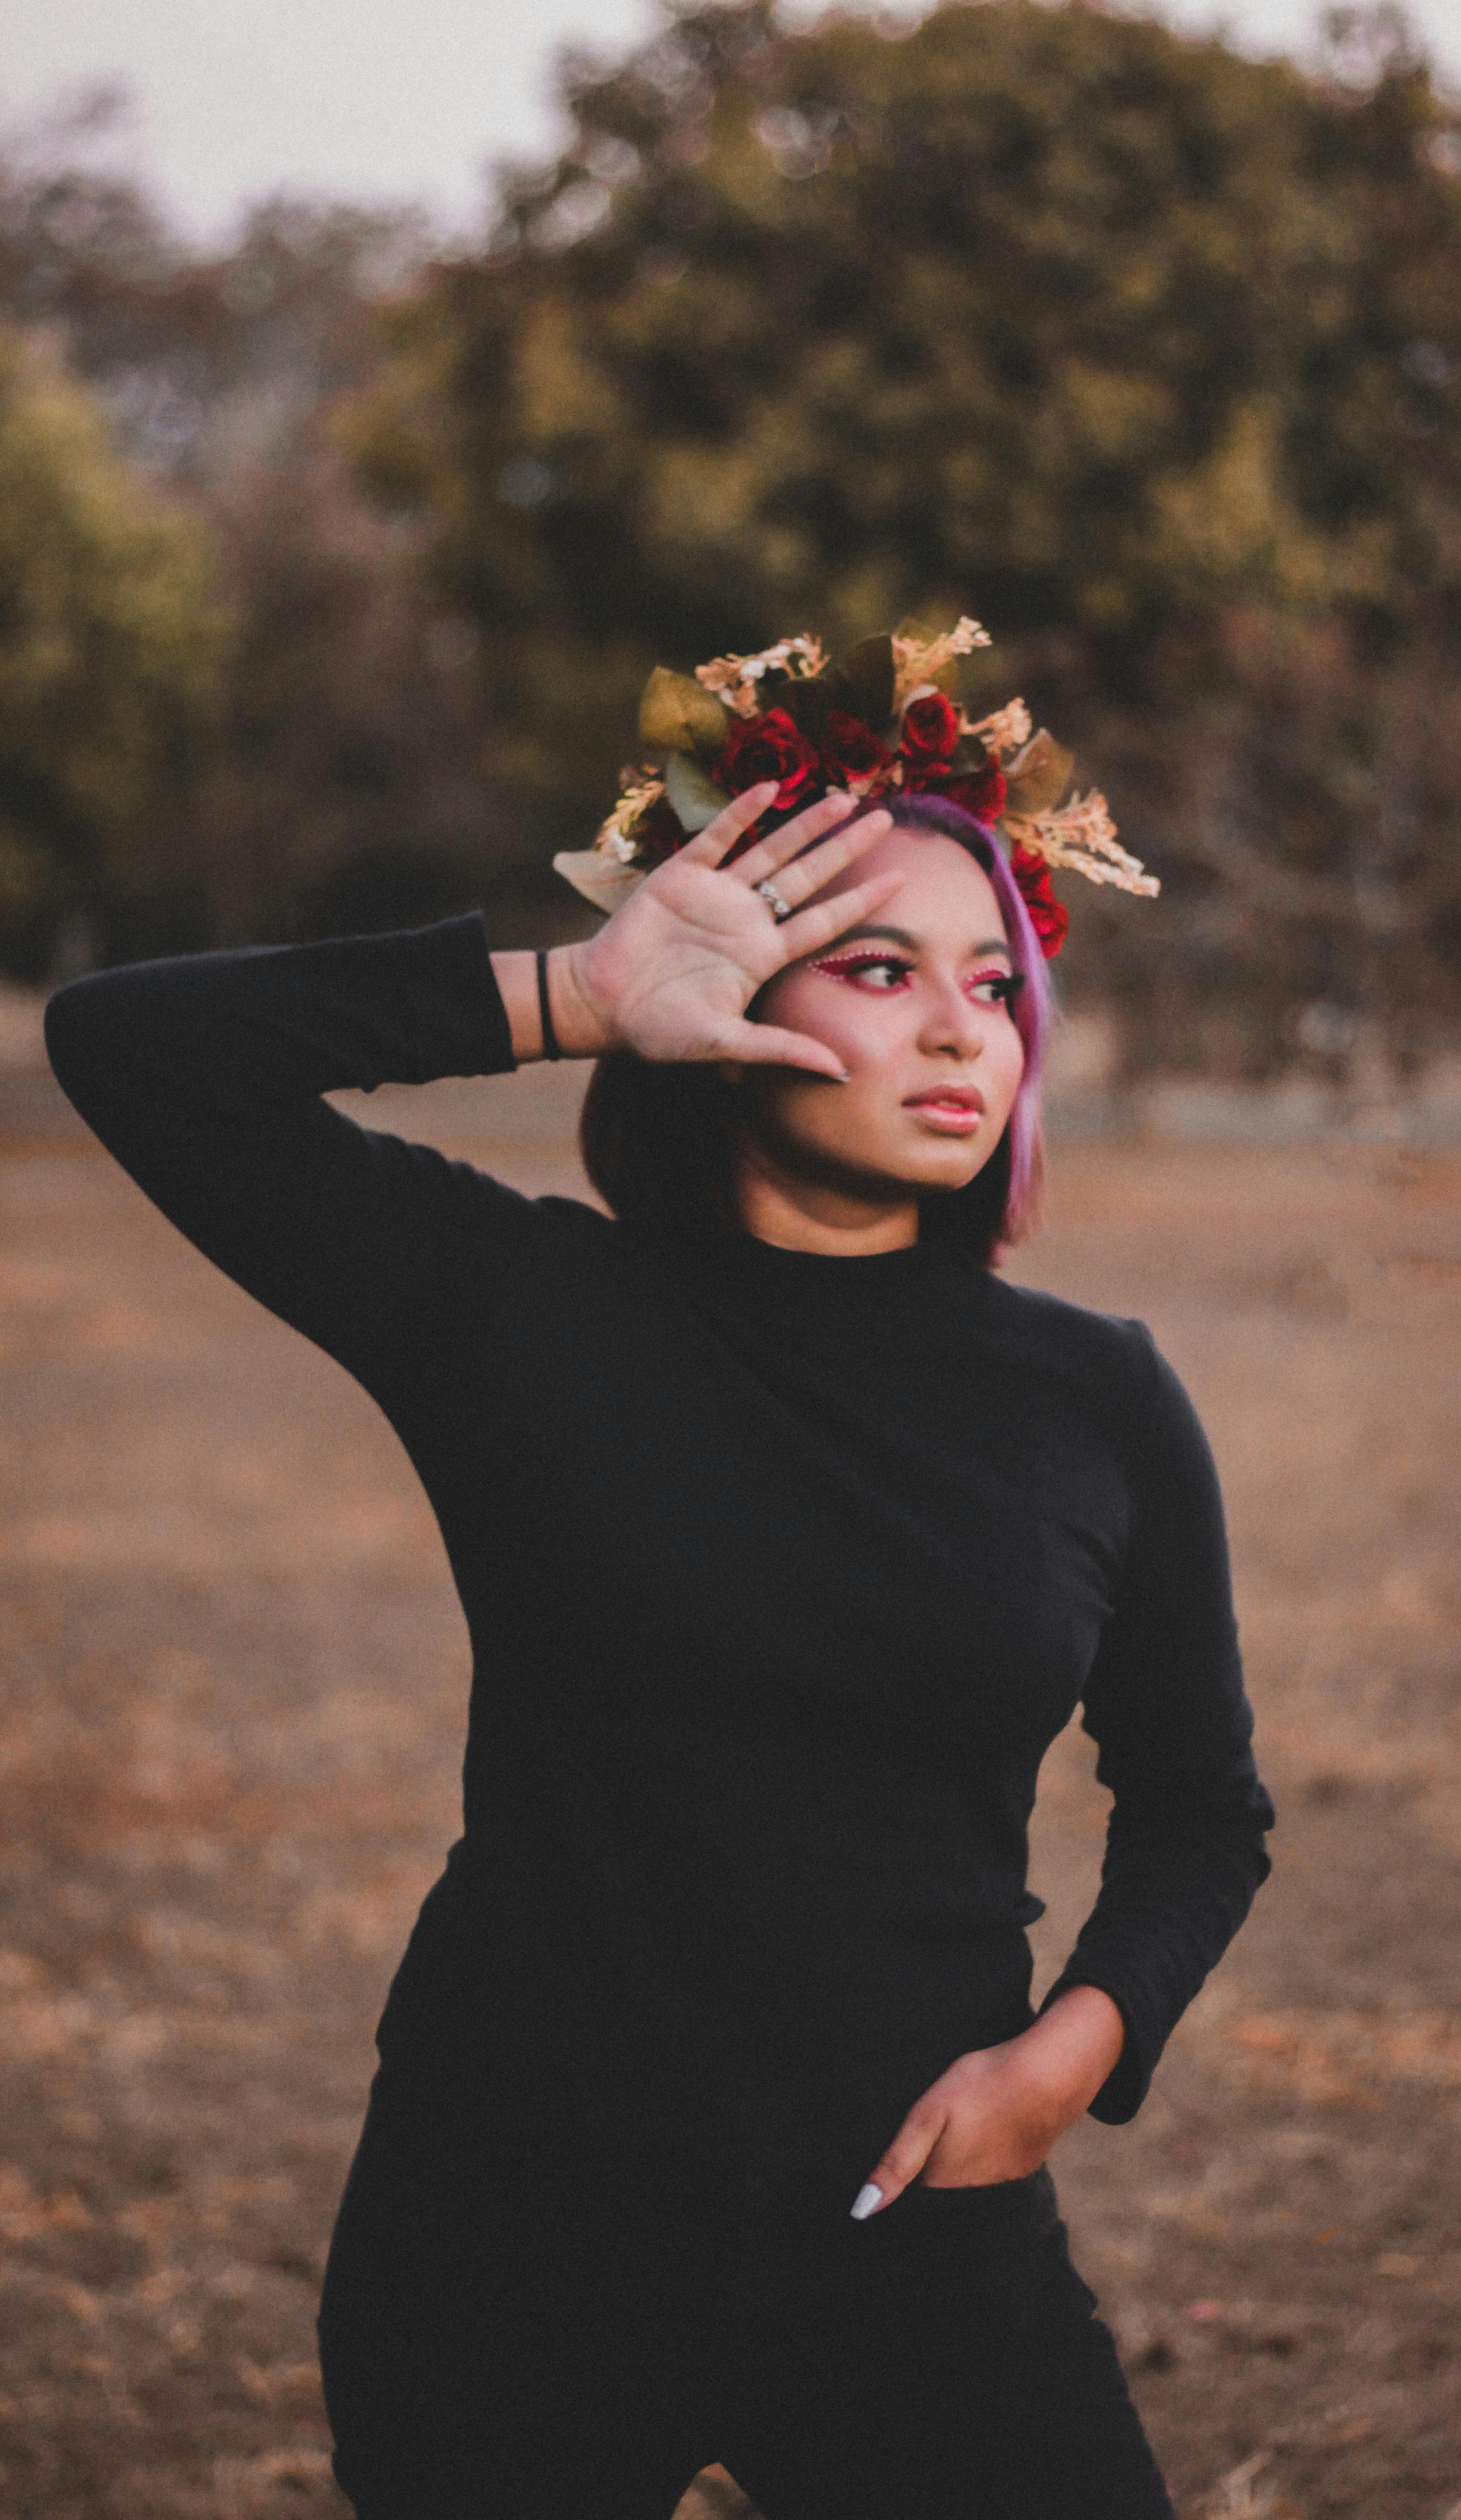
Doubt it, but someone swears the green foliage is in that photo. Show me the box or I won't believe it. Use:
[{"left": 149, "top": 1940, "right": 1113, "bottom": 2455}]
[
  {"left": 0, "top": 122, "right": 517, "bottom": 972},
  {"left": 348, "top": 0, "right": 1461, "bottom": 1074},
  {"left": 0, "top": 327, "right": 231, "bottom": 967},
  {"left": 196, "top": 455, "right": 529, "bottom": 952},
  {"left": 4, "top": 11, "right": 1459, "bottom": 1077}
]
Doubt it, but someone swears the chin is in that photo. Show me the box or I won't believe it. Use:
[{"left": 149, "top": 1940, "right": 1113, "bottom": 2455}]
[
  {"left": 789, "top": 1135, "right": 986, "bottom": 1202},
  {"left": 901, "top": 1159, "right": 987, "bottom": 1200},
  {"left": 865, "top": 1123, "right": 992, "bottom": 1196}
]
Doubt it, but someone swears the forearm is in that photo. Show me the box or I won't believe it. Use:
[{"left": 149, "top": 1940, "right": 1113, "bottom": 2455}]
[
  {"left": 1059, "top": 1330, "right": 1275, "bottom": 2122},
  {"left": 1041, "top": 1807, "right": 1271, "bottom": 2122},
  {"left": 50, "top": 916, "right": 515, "bottom": 1132}
]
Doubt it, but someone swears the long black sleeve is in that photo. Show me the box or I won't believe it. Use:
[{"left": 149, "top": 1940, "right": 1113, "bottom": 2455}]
[
  {"left": 1040, "top": 1327, "right": 1274, "bottom": 2122},
  {"left": 45, "top": 920, "right": 1272, "bottom": 2141},
  {"left": 43, "top": 913, "right": 521, "bottom": 1437}
]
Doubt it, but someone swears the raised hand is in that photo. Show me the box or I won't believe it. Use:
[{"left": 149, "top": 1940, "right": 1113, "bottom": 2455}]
[{"left": 547, "top": 783, "right": 902, "bottom": 1079}]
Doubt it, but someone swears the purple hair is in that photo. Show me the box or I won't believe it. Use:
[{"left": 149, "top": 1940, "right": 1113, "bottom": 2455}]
[{"left": 806, "top": 792, "right": 1053, "bottom": 1247}]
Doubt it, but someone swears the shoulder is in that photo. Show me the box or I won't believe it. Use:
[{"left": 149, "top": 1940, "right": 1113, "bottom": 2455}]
[
  {"left": 443, "top": 1165, "right": 630, "bottom": 1286},
  {"left": 981, "top": 1272, "right": 1160, "bottom": 1393},
  {"left": 360, "top": 1135, "right": 620, "bottom": 1278},
  {"left": 444, "top": 1163, "right": 610, "bottom": 1243},
  {"left": 981, "top": 1275, "right": 1209, "bottom": 1468}
]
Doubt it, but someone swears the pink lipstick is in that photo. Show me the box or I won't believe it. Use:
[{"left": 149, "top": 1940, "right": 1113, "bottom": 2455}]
[{"left": 902, "top": 1086, "right": 985, "bottom": 1136}]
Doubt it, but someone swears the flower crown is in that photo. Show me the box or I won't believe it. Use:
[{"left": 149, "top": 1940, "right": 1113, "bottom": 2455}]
[{"left": 552, "top": 614, "right": 1157, "bottom": 956}]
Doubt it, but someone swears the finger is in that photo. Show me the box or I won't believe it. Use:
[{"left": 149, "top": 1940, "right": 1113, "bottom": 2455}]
[
  {"left": 850, "top": 2109, "right": 945, "bottom": 2220},
  {"left": 715, "top": 1021, "right": 851, "bottom": 1082},
  {"left": 775, "top": 869, "right": 906, "bottom": 959},
  {"left": 747, "top": 814, "right": 897, "bottom": 917},
  {"left": 729, "top": 790, "right": 867, "bottom": 887},
  {"left": 677, "top": 781, "right": 779, "bottom": 867}
]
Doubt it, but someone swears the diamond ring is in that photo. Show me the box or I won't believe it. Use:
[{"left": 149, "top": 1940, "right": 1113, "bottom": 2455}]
[{"left": 755, "top": 878, "right": 793, "bottom": 922}]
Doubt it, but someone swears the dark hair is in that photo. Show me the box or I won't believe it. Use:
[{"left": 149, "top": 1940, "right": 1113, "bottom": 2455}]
[{"left": 579, "top": 795, "right": 1052, "bottom": 1268}]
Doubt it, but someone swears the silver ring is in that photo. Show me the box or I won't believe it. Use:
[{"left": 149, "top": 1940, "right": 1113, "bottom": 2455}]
[{"left": 755, "top": 877, "right": 793, "bottom": 922}]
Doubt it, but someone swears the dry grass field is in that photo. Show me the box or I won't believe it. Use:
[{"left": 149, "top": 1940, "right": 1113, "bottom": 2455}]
[{"left": 2, "top": 1045, "right": 1459, "bottom": 2520}]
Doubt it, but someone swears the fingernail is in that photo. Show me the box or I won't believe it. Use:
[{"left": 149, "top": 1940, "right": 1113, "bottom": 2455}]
[{"left": 849, "top": 2183, "right": 883, "bottom": 2221}]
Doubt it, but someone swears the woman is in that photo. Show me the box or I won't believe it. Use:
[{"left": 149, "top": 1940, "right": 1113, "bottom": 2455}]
[{"left": 46, "top": 662, "right": 1273, "bottom": 2519}]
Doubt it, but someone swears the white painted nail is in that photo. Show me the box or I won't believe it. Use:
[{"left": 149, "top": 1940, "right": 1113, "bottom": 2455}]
[{"left": 849, "top": 2183, "right": 884, "bottom": 2221}]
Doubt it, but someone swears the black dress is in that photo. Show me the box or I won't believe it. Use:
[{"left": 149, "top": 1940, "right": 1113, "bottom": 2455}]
[{"left": 46, "top": 915, "right": 1274, "bottom": 2520}]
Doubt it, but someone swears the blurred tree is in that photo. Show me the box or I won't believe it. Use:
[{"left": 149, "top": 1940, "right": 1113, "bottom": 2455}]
[
  {"left": 0, "top": 85, "right": 440, "bottom": 482},
  {"left": 347, "top": 0, "right": 1461, "bottom": 1085},
  {"left": 196, "top": 453, "right": 535, "bottom": 950},
  {"left": 0, "top": 100, "right": 533, "bottom": 971},
  {"left": 0, "top": 324, "right": 230, "bottom": 973}
]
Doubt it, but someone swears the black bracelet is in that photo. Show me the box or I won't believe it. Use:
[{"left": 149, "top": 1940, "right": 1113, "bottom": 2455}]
[{"left": 535, "top": 948, "right": 563, "bottom": 1061}]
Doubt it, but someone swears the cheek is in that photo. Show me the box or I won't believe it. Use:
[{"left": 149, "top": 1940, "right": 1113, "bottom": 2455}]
[
  {"left": 757, "top": 970, "right": 904, "bottom": 1065},
  {"left": 987, "top": 1022, "right": 1027, "bottom": 1119}
]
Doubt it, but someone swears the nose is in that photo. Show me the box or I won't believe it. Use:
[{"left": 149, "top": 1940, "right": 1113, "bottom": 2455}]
[{"left": 917, "top": 975, "right": 986, "bottom": 1060}]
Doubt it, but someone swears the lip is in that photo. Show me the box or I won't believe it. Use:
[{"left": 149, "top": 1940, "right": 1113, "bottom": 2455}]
[{"left": 903, "top": 1086, "right": 985, "bottom": 1135}]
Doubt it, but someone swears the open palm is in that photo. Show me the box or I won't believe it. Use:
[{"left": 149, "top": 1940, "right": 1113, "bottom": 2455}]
[{"left": 565, "top": 783, "right": 901, "bottom": 1078}]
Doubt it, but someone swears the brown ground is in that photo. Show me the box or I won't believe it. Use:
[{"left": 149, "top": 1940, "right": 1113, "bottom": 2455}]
[{"left": 2, "top": 1052, "right": 1459, "bottom": 2520}]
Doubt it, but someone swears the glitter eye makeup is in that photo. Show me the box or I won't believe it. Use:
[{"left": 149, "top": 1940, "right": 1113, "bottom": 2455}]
[
  {"left": 809, "top": 953, "right": 1025, "bottom": 1009},
  {"left": 809, "top": 951, "right": 913, "bottom": 989},
  {"left": 966, "top": 969, "right": 1026, "bottom": 1010}
]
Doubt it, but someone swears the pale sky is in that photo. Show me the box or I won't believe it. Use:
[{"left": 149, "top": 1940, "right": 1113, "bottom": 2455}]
[{"left": 3, "top": 0, "right": 1460, "bottom": 244}]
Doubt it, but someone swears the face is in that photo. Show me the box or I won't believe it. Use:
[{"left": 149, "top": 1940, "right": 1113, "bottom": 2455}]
[{"left": 742, "top": 826, "right": 1027, "bottom": 1208}]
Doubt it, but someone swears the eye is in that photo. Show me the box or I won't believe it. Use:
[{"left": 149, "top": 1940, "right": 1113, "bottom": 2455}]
[
  {"left": 810, "top": 952, "right": 914, "bottom": 991},
  {"left": 966, "top": 969, "right": 1025, "bottom": 1011}
]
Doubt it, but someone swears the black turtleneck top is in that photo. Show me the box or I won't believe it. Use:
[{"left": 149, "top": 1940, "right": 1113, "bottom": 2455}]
[{"left": 45, "top": 912, "right": 1273, "bottom": 2142}]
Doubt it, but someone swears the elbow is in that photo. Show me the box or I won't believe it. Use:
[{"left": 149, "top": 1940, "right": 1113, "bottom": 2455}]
[
  {"left": 44, "top": 969, "right": 125, "bottom": 1110},
  {"left": 43, "top": 975, "right": 90, "bottom": 1093}
]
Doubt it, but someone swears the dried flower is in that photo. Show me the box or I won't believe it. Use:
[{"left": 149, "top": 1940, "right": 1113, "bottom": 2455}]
[
  {"left": 891, "top": 616, "right": 990, "bottom": 712},
  {"left": 1003, "top": 793, "right": 1160, "bottom": 896},
  {"left": 594, "top": 773, "right": 669, "bottom": 862},
  {"left": 631, "top": 791, "right": 689, "bottom": 868},
  {"left": 965, "top": 698, "right": 1033, "bottom": 759},
  {"left": 696, "top": 635, "right": 827, "bottom": 716}
]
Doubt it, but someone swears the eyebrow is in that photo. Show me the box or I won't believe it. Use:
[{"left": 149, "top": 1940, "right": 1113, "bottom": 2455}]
[{"left": 822, "top": 924, "right": 1012, "bottom": 961}]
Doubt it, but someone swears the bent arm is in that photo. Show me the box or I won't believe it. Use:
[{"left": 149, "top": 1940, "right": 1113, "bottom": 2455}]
[
  {"left": 45, "top": 913, "right": 526, "bottom": 1429},
  {"left": 1041, "top": 1330, "right": 1275, "bottom": 2124}
]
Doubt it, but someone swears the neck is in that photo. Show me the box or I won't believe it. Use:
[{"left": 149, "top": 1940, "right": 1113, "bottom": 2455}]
[{"left": 732, "top": 1135, "right": 920, "bottom": 1257}]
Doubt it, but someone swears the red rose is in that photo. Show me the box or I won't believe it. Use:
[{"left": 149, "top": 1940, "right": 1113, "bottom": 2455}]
[
  {"left": 632, "top": 791, "right": 687, "bottom": 869},
  {"left": 716, "top": 707, "right": 820, "bottom": 809},
  {"left": 936, "top": 764, "right": 1008, "bottom": 825},
  {"left": 820, "top": 709, "right": 895, "bottom": 792},
  {"left": 1009, "top": 840, "right": 1069, "bottom": 959},
  {"left": 898, "top": 690, "right": 961, "bottom": 773}
]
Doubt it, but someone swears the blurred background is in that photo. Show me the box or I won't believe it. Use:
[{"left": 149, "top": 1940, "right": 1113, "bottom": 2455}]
[
  {"left": 2, "top": 6, "right": 1461, "bottom": 2519},
  {"left": 3, "top": 0, "right": 1461, "bottom": 1112}
]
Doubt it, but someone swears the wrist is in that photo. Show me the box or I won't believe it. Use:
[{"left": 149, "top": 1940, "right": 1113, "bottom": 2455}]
[
  {"left": 546, "top": 943, "right": 614, "bottom": 1060},
  {"left": 1015, "top": 1986, "right": 1126, "bottom": 2126},
  {"left": 488, "top": 946, "right": 614, "bottom": 1063}
]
